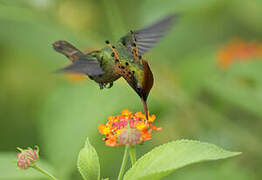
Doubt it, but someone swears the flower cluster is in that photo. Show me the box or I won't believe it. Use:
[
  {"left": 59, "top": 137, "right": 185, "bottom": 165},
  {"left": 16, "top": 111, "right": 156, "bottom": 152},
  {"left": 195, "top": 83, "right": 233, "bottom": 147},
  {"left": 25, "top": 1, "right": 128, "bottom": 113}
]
[
  {"left": 98, "top": 109, "right": 162, "bottom": 147},
  {"left": 16, "top": 146, "right": 39, "bottom": 169},
  {"left": 217, "top": 38, "right": 262, "bottom": 68}
]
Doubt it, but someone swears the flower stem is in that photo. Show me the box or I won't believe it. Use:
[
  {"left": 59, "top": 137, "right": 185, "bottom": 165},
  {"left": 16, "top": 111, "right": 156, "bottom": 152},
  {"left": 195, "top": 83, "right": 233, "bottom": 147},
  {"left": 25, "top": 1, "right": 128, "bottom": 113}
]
[
  {"left": 117, "top": 145, "right": 129, "bottom": 180},
  {"left": 32, "top": 164, "right": 58, "bottom": 180},
  {"left": 129, "top": 146, "right": 136, "bottom": 166}
]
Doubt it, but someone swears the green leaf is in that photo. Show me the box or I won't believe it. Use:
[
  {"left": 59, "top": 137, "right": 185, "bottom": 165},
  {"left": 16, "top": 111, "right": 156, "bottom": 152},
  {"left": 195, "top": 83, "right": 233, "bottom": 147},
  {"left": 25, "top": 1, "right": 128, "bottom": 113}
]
[
  {"left": 123, "top": 140, "right": 241, "bottom": 180},
  {"left": 169, "top": 161, "right": 254, "bottom": 180},
  {"left": 77, "top": 138, "right": 100, "bottom": 180}
]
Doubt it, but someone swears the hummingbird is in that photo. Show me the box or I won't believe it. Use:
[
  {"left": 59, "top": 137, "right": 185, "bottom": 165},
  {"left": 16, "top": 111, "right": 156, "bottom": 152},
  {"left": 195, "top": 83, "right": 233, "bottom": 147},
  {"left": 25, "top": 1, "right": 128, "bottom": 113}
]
[{"left": 52, "top": 14, "right": 179, "bottom": 118}]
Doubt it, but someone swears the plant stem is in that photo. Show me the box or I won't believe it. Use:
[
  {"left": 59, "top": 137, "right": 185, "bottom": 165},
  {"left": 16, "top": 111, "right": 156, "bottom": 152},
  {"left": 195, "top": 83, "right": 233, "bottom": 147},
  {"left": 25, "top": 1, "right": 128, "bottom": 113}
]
[
  {"left": 32, "top": 164, "right": 58, "bottom": 180},
  {"left": 129, "top": 145, "right": 136, "bottom": 166},
  {"left": 117, "top": 145, "right": 129, "bottom": 180}
]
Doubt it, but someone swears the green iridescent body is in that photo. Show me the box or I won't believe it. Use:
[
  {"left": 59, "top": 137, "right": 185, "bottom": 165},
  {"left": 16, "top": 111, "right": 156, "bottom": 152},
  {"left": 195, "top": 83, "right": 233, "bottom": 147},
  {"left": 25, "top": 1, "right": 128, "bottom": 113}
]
[
  {"left": 83, "top": 47, "right": 121, "bottom": 84},
  {"left": 87, "top": 44, "right": 144, "bottom": 88}
]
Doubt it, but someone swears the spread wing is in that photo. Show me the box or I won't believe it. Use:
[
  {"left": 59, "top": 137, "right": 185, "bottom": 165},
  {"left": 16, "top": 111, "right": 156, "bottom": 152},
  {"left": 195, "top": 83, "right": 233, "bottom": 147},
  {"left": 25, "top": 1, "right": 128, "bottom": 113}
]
[
  {"left": 119, "top": 14, "right": 179, "bottom": 56},
  {"left": 55, "top": 56, "right": 104, "bottom": 76}
]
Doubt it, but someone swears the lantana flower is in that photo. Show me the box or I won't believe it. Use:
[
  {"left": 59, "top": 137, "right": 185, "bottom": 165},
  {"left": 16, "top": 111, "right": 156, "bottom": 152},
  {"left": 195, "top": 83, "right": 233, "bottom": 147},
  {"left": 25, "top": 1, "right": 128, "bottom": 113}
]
[
  {"left": 98, "top": 109, "right": 162, "bottom": 147},
  {"left": 16, "top": 146, "right": 39, "bottom": 169},
  {"left": 217, "top": 38, "right": 262, "bottom": 68},
  {"left": 16, "top": 146, "right": 58, "bottom": 179}
]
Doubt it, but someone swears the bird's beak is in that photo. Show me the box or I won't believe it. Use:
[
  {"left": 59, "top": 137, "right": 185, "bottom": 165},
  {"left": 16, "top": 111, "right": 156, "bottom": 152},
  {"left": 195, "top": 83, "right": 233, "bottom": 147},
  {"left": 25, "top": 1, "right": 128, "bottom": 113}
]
[{"left": 140, "top": 96, "right": 149, "bottom": 120}]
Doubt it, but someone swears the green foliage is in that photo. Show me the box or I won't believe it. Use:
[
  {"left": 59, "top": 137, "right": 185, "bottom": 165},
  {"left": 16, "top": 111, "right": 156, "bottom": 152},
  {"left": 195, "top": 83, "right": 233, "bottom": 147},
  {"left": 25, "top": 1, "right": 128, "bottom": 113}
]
[
  {"left": 205, "top": 60, "right": 262, "bottom": 118},
  {"left": 77, "top": 138, "right": 100, "bottom": 180},
  {"left": 124, "top": 140, "right": 240, "bottom": 180},
  {"left": 169, "top": 161, "right": 254, "bottom": 180}
]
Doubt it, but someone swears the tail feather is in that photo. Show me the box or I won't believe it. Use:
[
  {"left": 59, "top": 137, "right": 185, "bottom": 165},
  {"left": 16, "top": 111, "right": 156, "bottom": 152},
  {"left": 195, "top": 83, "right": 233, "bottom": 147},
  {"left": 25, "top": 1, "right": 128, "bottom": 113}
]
[
  {"left": 54, "top": 57, "right": 104, "bottom": 76},
  {"left": 52, "top": 40, "right": 84, "bottom": 61}
]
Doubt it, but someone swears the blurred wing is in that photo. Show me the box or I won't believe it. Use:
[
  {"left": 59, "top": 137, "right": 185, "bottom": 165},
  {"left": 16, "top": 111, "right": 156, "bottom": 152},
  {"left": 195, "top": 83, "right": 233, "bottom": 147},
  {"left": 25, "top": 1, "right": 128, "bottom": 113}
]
[
  {"left": 55, "top": 57, "right": 104, "bottom": 76},
  {"left": 120, "top": 14, "right": 179, "bottom": 56}
]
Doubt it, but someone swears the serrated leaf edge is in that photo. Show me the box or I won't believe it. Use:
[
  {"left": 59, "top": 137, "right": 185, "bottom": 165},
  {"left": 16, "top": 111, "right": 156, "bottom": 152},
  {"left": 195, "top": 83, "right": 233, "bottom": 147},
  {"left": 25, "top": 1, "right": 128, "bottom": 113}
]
[
  {"left": 77, "top": 138, "right": 101, "bottom": 180},
  {"left": 124, "top": 139, "right": 241, "bottom": 180}
]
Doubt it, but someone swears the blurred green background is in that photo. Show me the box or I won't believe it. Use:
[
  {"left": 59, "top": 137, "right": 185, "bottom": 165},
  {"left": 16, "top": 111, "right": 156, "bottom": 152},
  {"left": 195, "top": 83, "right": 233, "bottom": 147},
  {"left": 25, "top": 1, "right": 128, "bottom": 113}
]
[{"left": 0, "top": 0, "right": 262, "bottom": 179}]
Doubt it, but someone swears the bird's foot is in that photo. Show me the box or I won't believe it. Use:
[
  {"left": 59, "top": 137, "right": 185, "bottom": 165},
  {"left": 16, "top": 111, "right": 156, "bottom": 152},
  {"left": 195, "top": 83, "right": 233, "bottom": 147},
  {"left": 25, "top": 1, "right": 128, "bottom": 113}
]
[
  {"left": 99, "top": 83, "right": 104, "bottom": 90},
  {"left": 99, "top": 82, "right": 114, "bottom": 90},
  {"left": 106, "top": 82, "right": 113, "bottom": 89}
]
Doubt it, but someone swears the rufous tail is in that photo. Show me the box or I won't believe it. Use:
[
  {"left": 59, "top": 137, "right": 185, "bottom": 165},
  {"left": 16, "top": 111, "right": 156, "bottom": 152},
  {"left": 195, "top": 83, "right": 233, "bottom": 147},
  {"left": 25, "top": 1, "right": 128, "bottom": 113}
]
[{"left": 52, "top": 40, "right": 84, "bottom": 62}]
